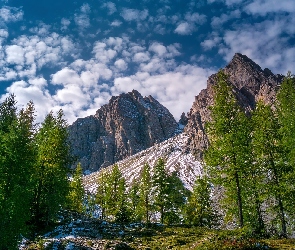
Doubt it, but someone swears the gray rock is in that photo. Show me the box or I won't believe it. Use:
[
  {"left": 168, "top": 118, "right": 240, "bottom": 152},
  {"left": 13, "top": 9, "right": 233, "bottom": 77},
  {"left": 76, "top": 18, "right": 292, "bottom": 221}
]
[
  {"left": 184, "top": 53, "right": 284, "bottom": 160},
  {"left": 68, "top": 90, "right": 179, "bottom": 172}
]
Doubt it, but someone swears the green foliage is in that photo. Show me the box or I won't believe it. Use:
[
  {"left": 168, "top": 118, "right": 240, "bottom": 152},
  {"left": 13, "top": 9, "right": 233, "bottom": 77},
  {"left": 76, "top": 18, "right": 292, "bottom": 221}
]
[
  {"left": 152, "top": 158, "right": 170, "bottom": 224},
  {"left": 139, "top": 163, "right": 152, "bottom": 224},
  {"left": 128, "top": 180, "right": 142, "bottom": 222},
  {"left": 276, "top": 73, "right": 295, "bottom": 221},
  {"left": 152, "top": 158, "right": 187, "bottom": 225},
  {"left": 67, "top": 163, "right": 85, "bottom": 213},
  {"left": 0, "top": 96, "right": 36, "bottom": 249},
  {"left": 185, "top": 176, "right": 218, "bottom": 228},
  {"left": 205, "top": 71, "right": 250, "bottom": 228},
  {"left": 30, "top": 110, "right": 72, "bottom": 229},
  {"left": 98, "top": 165, "right": 130, "bottom": 222},
  {"left": 95, "top": 171, "right": 108, "bottom": 219}
]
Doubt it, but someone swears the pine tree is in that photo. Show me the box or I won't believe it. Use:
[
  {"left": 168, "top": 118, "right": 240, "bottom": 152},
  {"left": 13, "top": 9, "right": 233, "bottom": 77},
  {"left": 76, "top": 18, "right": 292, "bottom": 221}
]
[
  {"left": 128, "top": 180, "right": 141, "bottom": 222},
  {"left": 152, "top": 158, "right": 170, "bottom": 224},
  {"left": 204, "top": 71, "right": 250, "bottom": 228},
  {"left": 276, "top": 73, "right": 295, "bottom": 221},
  {"left": 67, "top": 163, "right": 85, "bottom": 213},
  {"left": 104, "top": 165, "right": 128, "bottom": 221},
  {"left": 0, "top": 96, "right": 36, "bottom": 249},
  {"left": 96, "top": 171, "right": 108, "bottom": 220},
  {"left": 139, "top": 163, "right": 152, "bottom": 224},
  {"left": 185, "top": 176, "right": 217, "bottom": 228},
  {"left": 251, "top": 101, "right": 288, "bottom": 237},
  {"left": 31, "top": 110, "right": 72, "bottom": 229},
  {"left": 165, "top": 171, "right": 187, "bottom": 224}
]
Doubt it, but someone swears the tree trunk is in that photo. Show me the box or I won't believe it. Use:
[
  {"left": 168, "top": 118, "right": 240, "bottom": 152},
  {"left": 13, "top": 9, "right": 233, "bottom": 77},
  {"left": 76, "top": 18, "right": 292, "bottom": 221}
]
[{"left": 234, "top": 171, "right": 244, "bottom": 227}]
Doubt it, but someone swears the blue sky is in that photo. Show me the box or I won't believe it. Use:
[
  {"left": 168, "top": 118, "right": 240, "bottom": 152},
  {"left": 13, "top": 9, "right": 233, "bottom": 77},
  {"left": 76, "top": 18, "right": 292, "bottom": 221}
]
[{"left": 0, "top": 0, "right": 294, "bottom": 123}]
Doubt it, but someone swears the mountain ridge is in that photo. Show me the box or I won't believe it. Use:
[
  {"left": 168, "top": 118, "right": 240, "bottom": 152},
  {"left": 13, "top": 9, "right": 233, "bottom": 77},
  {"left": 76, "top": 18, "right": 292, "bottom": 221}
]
[{"left": 68, "top": 89, "right": 180, "bottom": 172}]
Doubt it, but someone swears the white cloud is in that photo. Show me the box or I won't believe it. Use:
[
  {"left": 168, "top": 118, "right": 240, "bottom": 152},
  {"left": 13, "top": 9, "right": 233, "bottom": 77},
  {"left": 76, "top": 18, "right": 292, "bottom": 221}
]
[
  {"left": 29, "top": 23, "right": 51, "bottom": 36},
  {"left": 114, "top": 59, "right": 127, "bottom": 71},
  {"left": 110, "top": 20, "right": 122, "bottom": 27},
  {"left": 218, "top": 18, "right": 295, "bottom": 74},
  {"left": 111, "top": 65, "right": 213, "bottom": 119},
  {"left": 133, "top": 52, "right": 150, "bottom": 63},
  {"left": 201, "top": 34, "right": 221, "bottom": 50},
  {"left": 185, "top": 12, "right": 206, "bottom": 24},
  {"left": 174, "top": 22, "right": 194, "bottom": 35},
  {"left": 92, "top": 42, "right": 117, "bottom": 63},
  {"left": 74, "top": 5, "right": 91, "bottom": 30},
  {"left": 245, "top": 0, "right": 295, "bottom": 15},
  {"left": 51, "top": 67, "right": 81, "bottom": 86},
  {"left": 149, "top": 42, "right": 167, "bottom": 57},
  {"left": 121, "top": 8, "right": 149, "bottom": 21},
  {"left": 0, "top": 6, "right": 23, "bottom": 23},
  {"left": 80, "top": 3, "right": 91, "bottom": 14},
  {"left": 61, "top": 18, "right": 71, "bottom": 30},
  {"left": 211, "top": 10, "right": 241, "bottom": 28},
  {"left": 102, "top": 2, "right": 117, "bottom": 15},
  {"left": 6, "top": 45, "right": 25, "bottom": 65},
  {"left": 4, "top": 78, "right": 54, "bottom": 122}
]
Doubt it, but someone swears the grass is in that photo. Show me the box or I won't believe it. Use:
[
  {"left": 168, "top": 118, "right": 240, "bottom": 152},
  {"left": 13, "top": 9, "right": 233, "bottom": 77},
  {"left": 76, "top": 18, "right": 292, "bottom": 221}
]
[{"left": 23, "top": 222, "right": 295, "bottom": 249}]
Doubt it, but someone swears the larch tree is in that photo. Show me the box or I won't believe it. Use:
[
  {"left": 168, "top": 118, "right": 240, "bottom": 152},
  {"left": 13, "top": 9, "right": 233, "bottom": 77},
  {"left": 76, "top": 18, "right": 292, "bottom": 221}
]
[
  {"left": 185, "top": 176, "right": 217, "bottom": 228},
  {"left": 204, "top": 71, "right": 250, "bottom": 228},
  {"left": 139, "top": 163, "right": 153, "bottom": 224},
  {"left": 152, "top": 158, "right": 170, "bottom": 224},
  {"left": 67, "top": 163, "right": 85, "bottom": 214},
  {"left": 0, "top": 96, "right": 36, "bottom": 249},
  {"left": 31, "top": 110, "right": 72, "bottom": 229},
  {"left": 251, "top": 101, "right": 288, "bottom": 237}
]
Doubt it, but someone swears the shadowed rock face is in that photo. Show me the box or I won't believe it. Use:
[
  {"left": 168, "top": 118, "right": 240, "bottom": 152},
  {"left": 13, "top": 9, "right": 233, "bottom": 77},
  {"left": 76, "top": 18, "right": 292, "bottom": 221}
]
[
  {"left": 68, "top": 90, "right": 179, "bottom": 172},
  {"left": 184, "top": 53, "right": 284, "bottom": 160}
]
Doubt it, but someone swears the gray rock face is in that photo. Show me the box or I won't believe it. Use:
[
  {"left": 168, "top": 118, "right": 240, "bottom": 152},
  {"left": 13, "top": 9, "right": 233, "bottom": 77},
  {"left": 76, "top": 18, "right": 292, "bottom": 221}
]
[
  {"left": 184, "top": 53, "right": 284, "bottom": 160},
  {"left": 68, "top": 90, "right": 179, "bottom": 172}
]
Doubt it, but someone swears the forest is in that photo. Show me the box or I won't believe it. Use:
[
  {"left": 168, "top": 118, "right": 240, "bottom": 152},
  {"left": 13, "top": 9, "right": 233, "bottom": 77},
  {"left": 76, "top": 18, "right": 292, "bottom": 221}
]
[{"left": 1, "top": 71, "right": 295, "bottom": 249}]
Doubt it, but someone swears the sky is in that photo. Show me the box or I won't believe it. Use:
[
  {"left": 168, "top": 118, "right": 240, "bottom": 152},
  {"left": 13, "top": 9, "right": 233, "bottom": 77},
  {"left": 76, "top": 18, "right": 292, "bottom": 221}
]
[{"left": 0, "top": 0, "right": 294, "bottom": 124}]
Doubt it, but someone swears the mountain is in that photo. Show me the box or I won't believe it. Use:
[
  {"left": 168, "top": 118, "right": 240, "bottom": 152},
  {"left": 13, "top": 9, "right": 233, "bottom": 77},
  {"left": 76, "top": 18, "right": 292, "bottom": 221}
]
[
  {"left": 82, "top": 53, "right": 285, "bottom": 192},
  {"left": 184, "top": 53, "right": 284, "bottom": 160},
  {"left": 83, "top": 133, "right": 203, "bottom": 193},
  {"left": 68, "top": 89, "right": 180, "bottom": 172}
]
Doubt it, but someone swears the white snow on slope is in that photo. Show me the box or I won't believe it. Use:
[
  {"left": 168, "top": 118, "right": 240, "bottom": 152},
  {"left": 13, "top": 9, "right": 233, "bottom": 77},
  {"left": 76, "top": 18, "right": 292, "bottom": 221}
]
[{"left": 83, "top": 133, "right": 203, "bottom": 193}]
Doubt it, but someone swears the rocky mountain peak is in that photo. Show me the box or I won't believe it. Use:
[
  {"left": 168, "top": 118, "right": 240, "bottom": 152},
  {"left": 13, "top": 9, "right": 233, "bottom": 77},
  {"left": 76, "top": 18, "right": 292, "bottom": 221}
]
[
  {"left": 68, "top": 90, "right": 179, "bottom": 172},
  {"left": 184, "top": 53, "right": 284, "bottom": 160}
]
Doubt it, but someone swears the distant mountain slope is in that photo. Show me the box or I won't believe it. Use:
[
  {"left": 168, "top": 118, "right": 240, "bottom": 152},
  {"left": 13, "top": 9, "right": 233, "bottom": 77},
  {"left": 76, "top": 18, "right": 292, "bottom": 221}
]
[
  {"left": 83, "top": 133, "right": 203, "bottom": 193},
  {"left": 68, "top": 90, "right": 179, "bottom": 172}
]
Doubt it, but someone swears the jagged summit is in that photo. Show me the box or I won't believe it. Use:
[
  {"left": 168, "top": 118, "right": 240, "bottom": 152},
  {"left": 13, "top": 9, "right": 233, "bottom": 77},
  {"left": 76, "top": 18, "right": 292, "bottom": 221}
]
[
  {"left": 68, "top": 90, "right": 179, "bottom": 172},
  {"left": 184, "top": 53, "right": 284, "bottom": 160}
]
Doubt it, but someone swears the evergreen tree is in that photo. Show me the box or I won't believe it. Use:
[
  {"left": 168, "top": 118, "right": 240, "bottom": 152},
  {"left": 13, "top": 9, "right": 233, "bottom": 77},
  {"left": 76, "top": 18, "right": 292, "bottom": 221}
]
[
  {"left": 165, "top": 171, "right": 187, "bottom": 224},
  {"left": 139, "top": 163, "right": 152, "bottom": 224},
  {"left": 204, "top": 71, "right": 250, "bottom": 228},
  {"left": 185, "top": 177, "right": 217, "bottom": 228},
  {"left": 31, "top": 110, "right": 72, "bottom": 229},
  {"left": 67, "top": 163, "right": 85, "bottom": 213},
  {"left": 152, "top": 158, "right": 170, "bottom": 224},
  {"left": 251, "top": 101, "right": 288, "bottom": 237},
  {"left": 128, "top": 180, "right": 141, "bottom": 222},
  {"left": 276, "top": 73, "right": 295, "bottom": 221},
  {"left": 277, "top": 72, "right": 295, "bottom": 164},
  {"left": 96, "top": 171, "right": 108, "bottom": 220},
  {"left": 104, "top": 165, "right": 128, "bottom": 221},
  {"left": 0, "top": 96, "right": 36, "bottom": 249}
]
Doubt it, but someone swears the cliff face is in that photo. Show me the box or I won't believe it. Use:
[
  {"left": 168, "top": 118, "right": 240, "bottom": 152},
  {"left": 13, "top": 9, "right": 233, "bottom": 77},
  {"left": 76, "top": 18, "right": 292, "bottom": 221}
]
[
  {"left": 184, "top": 53, "right": 284, "bottom": 160},
  {"left": 68, "top": 90, "right": 179, "bottom": 172}
]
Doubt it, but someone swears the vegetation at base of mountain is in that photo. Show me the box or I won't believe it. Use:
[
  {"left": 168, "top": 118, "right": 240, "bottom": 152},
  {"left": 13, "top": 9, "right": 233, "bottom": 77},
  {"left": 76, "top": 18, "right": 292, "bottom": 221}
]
[
  {"left": 204, "top": 71, "right": 295, "bottom": 237},
  {"left": 19, "top": 218, "right": 295, "bottom": 250},
  {"left": 94, "top": 158, "right": 194, "bottom": 227},
  {"left": 0, "top": 95, "right": 82, "bottom": 250}
]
